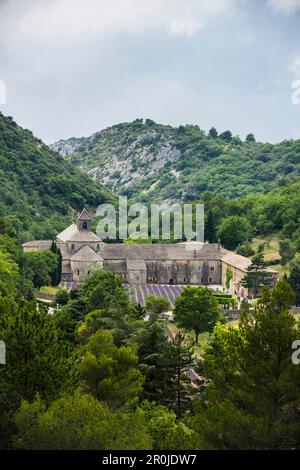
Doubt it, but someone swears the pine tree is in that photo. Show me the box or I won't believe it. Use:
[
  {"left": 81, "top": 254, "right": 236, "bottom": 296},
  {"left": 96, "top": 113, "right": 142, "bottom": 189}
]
[
  {"left": 51, "top": 241, "right": 62, "bottom": 286},
  {"left": 289, "top": 266, "right": 300, "bottom": 306},
  {"left": 170, "top": 333, "right": 195, "bottom": 418},
  {"left": 241, "top": 251, "right": 274, "bottom": 297},
  {"left": 205, "top": 210, "right": 217, "bottom": 243},
  {"left": 136, "top": 321, "right": 175, "bottom": 406},
  {"left": 134, "top": 303, "right": 146, "bottom": 319}
]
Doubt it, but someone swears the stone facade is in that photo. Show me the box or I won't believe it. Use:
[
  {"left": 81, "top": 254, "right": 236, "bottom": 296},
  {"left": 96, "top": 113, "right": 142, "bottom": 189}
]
[{"left": 23, "top": 208, "right": 279, "bottom": 294}]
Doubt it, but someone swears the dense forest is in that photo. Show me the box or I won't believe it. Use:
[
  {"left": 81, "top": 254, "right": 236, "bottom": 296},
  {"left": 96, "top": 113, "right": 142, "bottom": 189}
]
[
  {"left": 52, "top": 119, "right": 300, "bottom": 203},
  {"left": 0, "top": 112, "right": 114, "bottom": 241}
]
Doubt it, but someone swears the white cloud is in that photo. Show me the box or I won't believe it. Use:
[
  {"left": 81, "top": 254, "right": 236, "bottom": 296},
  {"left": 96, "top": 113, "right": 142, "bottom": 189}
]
[
  {"left": 0, "top": 0, "right": 238, "bottom": 40},
  {"left": 267, "top": 0, "right": 300, "bottom": 15},
  {"left": 170, "top": 18, "right": 203, "bottom": 38}
]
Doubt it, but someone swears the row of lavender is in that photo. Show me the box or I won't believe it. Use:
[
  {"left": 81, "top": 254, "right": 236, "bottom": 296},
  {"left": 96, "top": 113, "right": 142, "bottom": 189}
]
[{"left": 128, "top": 283, "right": 185, "bottom": 307}]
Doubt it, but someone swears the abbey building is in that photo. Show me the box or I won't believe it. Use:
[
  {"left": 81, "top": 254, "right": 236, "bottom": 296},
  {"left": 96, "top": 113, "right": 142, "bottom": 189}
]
[{"left": 23, "top": 208, "right": 278, "bottom": 295}]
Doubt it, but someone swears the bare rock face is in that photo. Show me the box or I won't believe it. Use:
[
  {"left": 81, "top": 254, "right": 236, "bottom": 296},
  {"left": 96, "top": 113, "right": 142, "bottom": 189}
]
[{"left": 51, "top": 119, "right": 299, "bottom": 204}]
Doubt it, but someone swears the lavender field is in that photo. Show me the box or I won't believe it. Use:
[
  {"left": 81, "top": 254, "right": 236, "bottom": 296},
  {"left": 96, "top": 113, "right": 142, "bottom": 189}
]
[{"left": 128, "top": 283, "right": 185, "bottom": 307}]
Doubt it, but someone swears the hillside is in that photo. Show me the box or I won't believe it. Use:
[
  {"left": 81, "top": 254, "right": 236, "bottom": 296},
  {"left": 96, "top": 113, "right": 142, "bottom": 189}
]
[
  {"left": 52, "top": 119, "right": 300, "bottom": 203},
  {"left": 0, "top": 113, "right": 115, "bottom": 241}
]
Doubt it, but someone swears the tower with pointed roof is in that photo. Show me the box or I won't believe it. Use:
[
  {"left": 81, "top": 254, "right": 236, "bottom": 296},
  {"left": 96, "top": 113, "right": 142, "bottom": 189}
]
[
  {"left": 56, "top": 208, "right": 103, "bottom": 284},
  {"left": 77, "top": 208, "right": 92, "bottom": 232}
]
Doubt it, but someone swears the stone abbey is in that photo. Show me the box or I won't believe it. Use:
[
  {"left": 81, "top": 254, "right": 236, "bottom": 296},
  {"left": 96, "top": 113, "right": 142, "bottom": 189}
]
[{"left": 23, "top": 208, "right": 278, "bottom": 295}]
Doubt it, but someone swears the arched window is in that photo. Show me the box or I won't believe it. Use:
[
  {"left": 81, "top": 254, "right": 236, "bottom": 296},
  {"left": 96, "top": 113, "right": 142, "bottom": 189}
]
[{"left": 83, "top": 221, "right": 88, "bottom": 230}]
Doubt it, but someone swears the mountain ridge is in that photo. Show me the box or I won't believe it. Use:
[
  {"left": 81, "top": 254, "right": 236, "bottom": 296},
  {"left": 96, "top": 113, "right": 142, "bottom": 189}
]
[{"left": 51, "top": 119, "right": 300, "bottom": 203}]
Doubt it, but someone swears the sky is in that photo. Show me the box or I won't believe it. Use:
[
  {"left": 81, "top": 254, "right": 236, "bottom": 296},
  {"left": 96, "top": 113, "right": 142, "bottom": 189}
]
[{"left": 0, "top": 0, "right": 300, "bottom": 144}]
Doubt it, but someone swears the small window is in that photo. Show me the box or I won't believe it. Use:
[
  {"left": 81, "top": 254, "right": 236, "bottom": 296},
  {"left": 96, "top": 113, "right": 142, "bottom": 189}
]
[
  {"left": 77, "top": 270, "right": 80, "bottom": 276},
  {"left": 83, "top": 221, "right": 88, "bottom": 230},
  {"left": 209, "top": 277, "right": 212, "bottom": 283},
  {"left": 210, "top": 266, "right": 214, "bottom": 272},
  {"left": 71, "top": 244, "right": 75, "bottom": 251}
]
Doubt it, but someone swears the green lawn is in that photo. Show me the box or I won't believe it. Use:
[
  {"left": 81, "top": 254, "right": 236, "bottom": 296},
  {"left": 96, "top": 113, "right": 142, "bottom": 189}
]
[
  {"left": 39, "top": 286, "right": 59, "bottom": 296},
  {"left": 251, "top": 237, "right": 280, "bottom": 262},
  {"left": 250, "top": 237, "right": 293, "bottom": 276}
]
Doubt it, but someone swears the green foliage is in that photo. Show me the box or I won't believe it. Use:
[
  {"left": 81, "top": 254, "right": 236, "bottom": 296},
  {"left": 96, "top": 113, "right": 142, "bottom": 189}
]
[
  {"left": 55, "top": 120, "right": 300, "bottom": 204},
  {"left": 219, "top": 130, "right": 232, "bottom": 142},
  {"left": 0, "top": 300, "right": 73, "bottom": 447},
  {"left": 14, "top": 390, "right": 151, "bottom": 450},
  {"left": 225, "top": 266, "right": 233, "bottom": 290},
  {"left": 236, "top": 241, "right": 255, "bottom": 257},
  {"left": 279, "top": 239, "right": 296, "bottom": 266},
  {"left": 241, "top": 250, "right": 275, "bottom": 297},
  {"left": 137, "top": 401, "right": 198, "bottom": 449},
  {"left": 0, "top": 112, "right": 114, "bottom": 241},
  {"left": 208, "top": 127, "right": 218, "bottom": 138},
  {"left": 78, "top": 268, "right": 131, "bottom": 313},
  {"left": 174, "top": 286, "right": 221, "bottom": 343},
  {"left": 217, "top": 216, "right": 252, "bottom": 250},
  {"left": 135, "top": 321, "right": 174, "bottom": 406},
  {"left": 170, "top": 333, "right": 195, "bottom": 417},
  {"left": 79, "top": 329, "right": 144, "bottom": 408},
  {"left": 145, "top": 295, "right": 171, "bottom": 318},
  {"left": 289, "top": 265, "right": 300, "bottom": 306},
  {"left": 245, "top": 133, "right": 256, "bottom": 143},
  {"left": 55, "top": 288, "right": 69, "bottom": 306},
  {"left": 23, "top": 250, "right": 59, "bottom": 290},
  {"left": 190, "top": 280, "right": 300, "bottom": 449},
  {"left": 0, "top": 249, "right": 19, "bottom": 296}
]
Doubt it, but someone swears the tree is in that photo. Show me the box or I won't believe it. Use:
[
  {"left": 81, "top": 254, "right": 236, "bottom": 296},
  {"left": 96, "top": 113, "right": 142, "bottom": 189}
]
[
  {"left": 208, "top": 127, "right": 218, "bottom": 138},
  {"left": 245, "top": 133, "right": 256, "bottom": 143},
  {"left": 279, "top": 240, "right": 296, "bottom": 266},
  {"left": 217, "top": 216, "right": 252, "bottom": 250},
  {"left": 134, "top": 303, "right": 146, "bottom": 320},
  {"left": 137, "top": 401, "right": 197, "bottom": 450},
  {"left": 0, "top": 249, "right": 19, "bottom": 297},
  {"left": 23, "top": 250, "right": 59, "bottom": 290},
  {"left": 174, "top": 286, "right": 221, "bottom": 343},
  {"left": 190, "top": 280, "right": 300, "bottom": 449},
  {"left": 79, "top": 329, "right": 144, "bottom": 408},
  {"left": 145, "top": 295, "right": 171, "bottom": 319},
  {"left": 136, "top": 321, "right": 175, "bottom": 405},
  {"left": 55, "top": 288, "right": 70, "bottom": 306},
  {"left": 171, "top": 333, "right": 195, "bottom": 418},
  {"left": 50, "top": 241, "right": 62, "bottom": 286},
  {"left": 0, "top": 300, "right": 73, "bottom": 448},
  {"left": 219, "top": 130, "right": 232, "bottom": 142},
  {"left": 205, "top": 210, "right": 217, "bottom": 243},
  {"left": 289, "top": 265, "right": 300, "bottom": 306},
  {"left": 14, "top": 390, "right": 151, "bottom": 450},
  {"left": 236, "top": 241, "right": 255, "bottom": 258},
  {"left": 225, "top": 267, "right": 233, "bottom": 290},
  {"left": 79, "top": 268, "right": 131, "bottom": 314},
  {"left": 241, "top": 251, "right": 274, "bottom": 297}
]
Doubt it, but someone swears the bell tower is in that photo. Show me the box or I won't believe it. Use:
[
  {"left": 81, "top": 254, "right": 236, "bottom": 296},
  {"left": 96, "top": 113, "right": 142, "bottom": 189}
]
[{"left": 77, "top": 208, "right": 92, "bottom": 231}]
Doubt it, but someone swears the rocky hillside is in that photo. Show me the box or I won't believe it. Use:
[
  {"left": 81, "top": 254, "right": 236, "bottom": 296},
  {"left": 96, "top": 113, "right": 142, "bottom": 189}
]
[
  {"left": 0, "top": 112, "right": 115, "bottom": 241},
  {"left": 52, "top": 119, "right": 300, "bottom": 203}
]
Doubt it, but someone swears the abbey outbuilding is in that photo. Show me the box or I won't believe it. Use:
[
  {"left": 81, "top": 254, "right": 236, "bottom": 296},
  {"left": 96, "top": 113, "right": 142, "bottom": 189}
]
[{"left": 23, "top": 208, "right": 279, "bottom": 295}]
